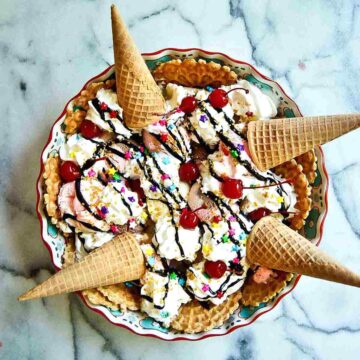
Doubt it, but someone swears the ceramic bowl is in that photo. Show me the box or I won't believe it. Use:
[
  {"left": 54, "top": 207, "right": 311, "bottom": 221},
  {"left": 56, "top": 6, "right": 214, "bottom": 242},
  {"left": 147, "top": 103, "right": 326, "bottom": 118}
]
[{"left": 37, "top": 48, "right": 329, "bottom": 341}]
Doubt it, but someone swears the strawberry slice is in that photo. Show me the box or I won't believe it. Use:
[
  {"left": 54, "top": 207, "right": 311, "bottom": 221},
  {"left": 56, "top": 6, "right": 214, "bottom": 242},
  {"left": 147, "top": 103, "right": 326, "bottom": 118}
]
[
  {"left": 219, "top": 141, "right": 230, "bottom": 156},
  {"left": 188, "top": 183, "right": 220, "bottom": 222},
  {"left": 143, "top": 130, "right": 162, "bottom": 152}
]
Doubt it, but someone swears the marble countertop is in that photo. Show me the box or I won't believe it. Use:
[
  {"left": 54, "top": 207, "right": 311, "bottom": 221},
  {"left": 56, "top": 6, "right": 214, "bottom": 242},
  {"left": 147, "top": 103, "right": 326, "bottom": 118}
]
[{"left": 1, "top": 0, "right": 360, "bottom": 359}]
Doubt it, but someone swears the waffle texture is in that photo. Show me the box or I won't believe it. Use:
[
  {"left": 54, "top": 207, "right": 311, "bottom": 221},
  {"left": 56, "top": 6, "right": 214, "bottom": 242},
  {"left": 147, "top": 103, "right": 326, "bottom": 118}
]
[
  {"left": 247, "top": 114, "right": 360, "bottom": 171},
  {"left": 153, "top": 58, "right": 238, "bottom": 87},
  {"left": 43, "top": 154, "right": 62, "bottom": 222},
  {"left": 111, "top": 5, "right": 165, "bottom": 129},
  {"left": 242, "top": 271, "right": 293, "bottom": 307},
  {"left": 274, "top": 159, "right": 311, "bottom": 230},
  {"left": 295, "top": 150, "right": 317, "bottom": 184},
  {"left": 247, "top": 216, "right": 360, "bottom": 287},
  {"left": 171, "top": 291, "right": 242, "bottom": 333},
  {"left": 18, "top": 233, "right": 145, "bottom": 301},
  {"left": 82, "top": 288, "right": 120, "bottom": 310},
  {"left": 98, "top": 284, "right": 141, "bottom": 311}
]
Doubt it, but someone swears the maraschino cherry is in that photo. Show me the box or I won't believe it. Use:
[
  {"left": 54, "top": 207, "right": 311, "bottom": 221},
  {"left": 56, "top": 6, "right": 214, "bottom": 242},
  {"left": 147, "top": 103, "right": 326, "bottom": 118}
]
[
  {"left": 179, "top": 162, "right": 200, "bottom": 183},
  {"left": 60, "top": 161, "right": 81, "bottom": 182},
  {"left": 80, "top": 120, "right": 102, "bottom": 139},
  {"left": 208, "top": 87, "right": 249, "bottom": 109},
  {"left": 179, "top": 96, "right": 197, "bottom": 114},
  {"left": 221, "top": 178, "right": 293, "bottom": 199},
  {"left": 205, "top": 260, "right": 227, "bottom": 279},
  {"left": 248, "top": 207, "right": 296, "bottom": 223},
  {"left": 159, "top": 87, "right": 249, "bottom": 118},
  {"left": 221, "top": 178, "right": 243, "bottom": 199},
  {"left": 248, "top": 208, "right": 272, "bottom": 223},
  {"left": 208, "top": 89, "right": 228, "bottom": 109},
  {"left": 179, "top": 209, "right": 199, "bottom": 229}
]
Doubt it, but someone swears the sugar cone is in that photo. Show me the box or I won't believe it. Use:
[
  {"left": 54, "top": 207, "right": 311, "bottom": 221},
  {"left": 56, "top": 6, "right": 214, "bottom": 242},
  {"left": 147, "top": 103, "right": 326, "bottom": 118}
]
[
  {"left": 247, "top": 114, "right": 360, "bottom": 171},
  {"left": 246, "top": 216, "right": 360, "bottom": 287},
  {"left": 18, "top": 233, "right": 145, "bottom": 301},
  {"left": 111, "top": 5, "right": 165, "bottom": 129}
]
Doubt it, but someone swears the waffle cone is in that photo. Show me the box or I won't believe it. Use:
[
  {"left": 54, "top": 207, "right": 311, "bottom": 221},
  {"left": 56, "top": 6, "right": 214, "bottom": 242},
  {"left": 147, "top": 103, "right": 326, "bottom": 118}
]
[
  {"left": 247, "top": 216, "right": 360, "bottom": 287},
  {"left": 18, "top": 233, "right": 145, "bottom": 301},
  {"left": 111, "top": 5, "right": 165, "bottom": 129},
  {"left": 247, "top": 114, "right": 360, "bottom": 171}
]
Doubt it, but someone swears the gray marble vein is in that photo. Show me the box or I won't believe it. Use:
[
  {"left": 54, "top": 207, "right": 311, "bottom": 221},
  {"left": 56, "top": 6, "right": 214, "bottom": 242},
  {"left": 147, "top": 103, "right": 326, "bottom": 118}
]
[{"left": 1, "top": 0, "right": 360, "bottom": 359}]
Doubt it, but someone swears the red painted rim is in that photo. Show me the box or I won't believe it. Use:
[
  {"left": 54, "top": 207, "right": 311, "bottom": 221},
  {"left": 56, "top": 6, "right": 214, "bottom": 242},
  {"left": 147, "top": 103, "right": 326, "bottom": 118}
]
[{"left": 36, "top": 48, "right": 329, "bottom": 341}]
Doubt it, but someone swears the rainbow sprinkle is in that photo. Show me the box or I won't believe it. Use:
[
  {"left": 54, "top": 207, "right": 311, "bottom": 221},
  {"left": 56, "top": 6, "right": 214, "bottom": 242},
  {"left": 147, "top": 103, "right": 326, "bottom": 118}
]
[
  {"left": 221, "top": 234, "right": 230, "bottom": 243},
  {"left": 170, "top": 272, "right": 177, "bottom": 280},
  {"left": 202, "top": 284, "right": 210, "bottom": 292},
  {"left": 125, "top": 151, "right": 132, "bottom": 160},
  {"left": 148, "top": 256, "right": 155, "bottom": 266},
  {"left": 236, "top": 144, "right": 245, "bottom": 152},
  {"left": 88, "top": 169, "right": 96, "bottom": 177},
  {"left": 107, "top": 168, "right": 116, "bottom": 175},
  {"left": 162, "top": 156, "right": 170, "bottom": 165}
]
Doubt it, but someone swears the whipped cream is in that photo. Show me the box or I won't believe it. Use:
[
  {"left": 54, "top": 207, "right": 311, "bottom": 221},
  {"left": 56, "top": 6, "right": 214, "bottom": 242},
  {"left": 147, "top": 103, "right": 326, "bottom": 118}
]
[
  {"left": 152, "top": 216, "right": 201, "bottom": 261},
  {"left": 56, "top": 81, "right": 299, "bottom": 326},
  {"left": 201, "top": 221, "right": 247, "bottom": 264},
  {"left": 59, "top": 134, "right": 98, "bottom": 166},
  {"left": 226, "top": 81, "right": 278, "bottom": 119},
  {"left": 140, "top": 244, "right": 190, "bottom": 327},
  {"left": 86, "top": 88, "right": 132, "bottom": 138},
  {"left": 186, "top": 260, "right": 248, "bottom": 305}
]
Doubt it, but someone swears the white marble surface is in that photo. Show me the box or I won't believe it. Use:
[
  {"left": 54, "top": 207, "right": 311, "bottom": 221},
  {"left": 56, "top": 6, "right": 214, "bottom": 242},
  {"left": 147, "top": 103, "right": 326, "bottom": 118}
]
[{"left": 1, "top": 0, "right": 360, "bottom": 358}]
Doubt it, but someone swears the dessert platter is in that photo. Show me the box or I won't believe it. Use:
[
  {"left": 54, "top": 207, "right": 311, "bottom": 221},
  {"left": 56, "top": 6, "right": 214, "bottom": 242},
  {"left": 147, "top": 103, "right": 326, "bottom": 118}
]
[{"left": 19, "top": 5, "right": 360, "bottom": 340}]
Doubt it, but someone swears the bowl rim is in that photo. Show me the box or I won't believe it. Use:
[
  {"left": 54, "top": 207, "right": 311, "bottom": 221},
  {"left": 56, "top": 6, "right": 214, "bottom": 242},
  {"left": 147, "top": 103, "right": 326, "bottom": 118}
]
[{"left": 35, "top": 47, "right": 329, "bottom": 341}]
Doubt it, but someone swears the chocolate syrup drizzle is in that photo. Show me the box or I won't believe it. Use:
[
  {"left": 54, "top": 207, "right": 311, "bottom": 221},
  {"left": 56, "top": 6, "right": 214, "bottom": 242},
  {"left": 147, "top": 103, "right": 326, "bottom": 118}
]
[
  {"left": 59, "top": 89, "right": 295, "bottom": 307},
  {"left": 91, "top": 98, "right": 131, "bottom": 135}
]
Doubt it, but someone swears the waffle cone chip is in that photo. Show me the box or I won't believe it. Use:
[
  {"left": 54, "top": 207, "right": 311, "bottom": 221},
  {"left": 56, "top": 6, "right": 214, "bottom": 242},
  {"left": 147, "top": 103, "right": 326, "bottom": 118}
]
[
  {"left": 171, "top": 292, "right": 242, "bottom": 334},
  {"left": 18, "top": 233, "right": 145, "bottom": 301},
  {"left": 98, "top": 284, "right": 141, "bottom": 311},
  {"left": 82, "top": 288, "right": 120, "bottom": 310},
  {"left": 247, "top": 216, "right": 360, "bottom": 287},
  {"left": 247, "top": 114, "right": 360, "bottom": 171},
  {"left": 295, "top": 150, "right": 317, "bottom": 184},
  {"left": 111, "top": 5, "right": 165, "bottom": 129},
  {"left": 242, "top": 271, "right": 293, "bottom": 307},
  {"left": 274, "top": 159, "right": 312, "bottom": 230},
  {"left": 153, "top": 58, "right": 238, "bottom": 87},
  {"left": 43, "top": 154, "right": 62, "bottom": 222}
]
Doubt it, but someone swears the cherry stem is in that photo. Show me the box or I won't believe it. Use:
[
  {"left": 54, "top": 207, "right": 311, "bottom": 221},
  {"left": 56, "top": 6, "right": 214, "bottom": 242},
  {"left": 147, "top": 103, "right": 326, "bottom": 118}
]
[
  {"left": 243, "top": 178, "right": 293, "bottom": 190},
  {"left": 193, "top": 205, "right": 207, "bottom": 213},
  {"left": 153, "top": 108, "right": 181, "bottom": 118},
  {"left": 272, "top": 210, "right": 298, "bottom": 216},
  {"left": 226, "top": 87, "right": 249, "bottom": 96}
]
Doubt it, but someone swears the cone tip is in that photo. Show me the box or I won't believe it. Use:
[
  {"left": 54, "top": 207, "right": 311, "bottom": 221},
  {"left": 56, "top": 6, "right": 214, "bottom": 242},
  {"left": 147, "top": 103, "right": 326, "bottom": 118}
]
[
  {"left": 18, "top": 291, "right": 31, "bottom": 302},
  {"left": 111, "top": 4, "right": 120, "bottom": 21}
]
